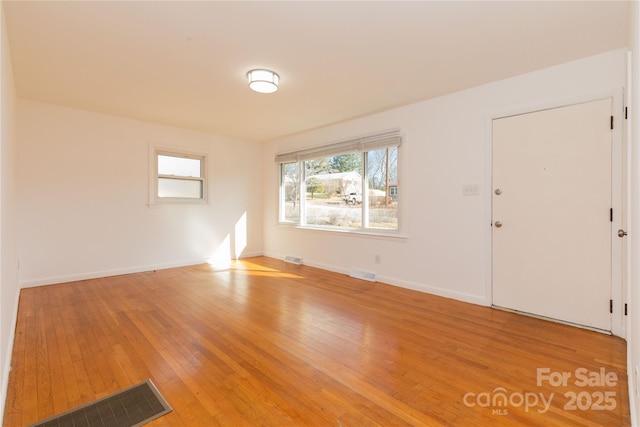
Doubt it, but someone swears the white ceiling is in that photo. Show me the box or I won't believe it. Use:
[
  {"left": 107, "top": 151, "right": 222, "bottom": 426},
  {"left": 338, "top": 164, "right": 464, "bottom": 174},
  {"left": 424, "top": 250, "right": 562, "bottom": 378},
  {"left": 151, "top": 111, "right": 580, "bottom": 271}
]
[{"left": 3, "top": 1, "right": 630, "bottom": 142}]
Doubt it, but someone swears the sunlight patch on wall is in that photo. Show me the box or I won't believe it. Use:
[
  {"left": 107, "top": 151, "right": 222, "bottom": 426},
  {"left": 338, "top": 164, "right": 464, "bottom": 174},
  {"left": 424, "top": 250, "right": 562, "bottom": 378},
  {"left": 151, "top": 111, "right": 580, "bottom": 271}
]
[
  {"left": 234, "top": 212, "right": 247, "bottom": 258},
  {"left": 208, "top": 234, "right": 231, "bottom": 270}
]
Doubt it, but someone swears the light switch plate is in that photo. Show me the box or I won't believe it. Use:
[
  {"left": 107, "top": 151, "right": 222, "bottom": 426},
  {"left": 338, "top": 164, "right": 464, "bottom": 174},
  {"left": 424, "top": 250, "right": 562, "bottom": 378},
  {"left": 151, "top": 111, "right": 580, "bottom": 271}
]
[{"left": 463, "top": 184, "right": 480, "bottom": 196}]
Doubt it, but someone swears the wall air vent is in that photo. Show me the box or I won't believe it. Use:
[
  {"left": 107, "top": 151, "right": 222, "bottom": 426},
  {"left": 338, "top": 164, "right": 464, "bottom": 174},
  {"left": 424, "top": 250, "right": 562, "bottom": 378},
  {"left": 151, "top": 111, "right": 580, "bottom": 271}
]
[
  {"left": 349, "top": 269, "right": 377, "bottom": 282},
  {"left": 284, "top": 256, "right": 303, "bottom": 265}
]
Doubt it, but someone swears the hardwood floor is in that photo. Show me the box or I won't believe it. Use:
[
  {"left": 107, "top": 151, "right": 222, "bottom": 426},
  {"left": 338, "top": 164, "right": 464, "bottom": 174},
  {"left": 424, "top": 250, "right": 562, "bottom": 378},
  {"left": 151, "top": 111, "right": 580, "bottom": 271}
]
[{"left": 4, "top": 256, "right": 629, "bottom": 426}]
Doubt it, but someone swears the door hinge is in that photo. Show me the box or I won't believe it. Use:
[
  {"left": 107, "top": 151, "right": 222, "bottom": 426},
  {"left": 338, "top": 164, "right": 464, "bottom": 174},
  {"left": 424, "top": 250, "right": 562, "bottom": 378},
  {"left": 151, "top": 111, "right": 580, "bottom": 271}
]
[
  {"left": 610, "top": 208, "right": 613, "bottom": 222},
  {"left": 610, "top": 299, "right": 613, "bottom": 314},
  {"left": 610, "top": 116, "right": 614, "bottom": 130},
  {"left": 625, "top": 303, "right": 628, "bottom": 316}
]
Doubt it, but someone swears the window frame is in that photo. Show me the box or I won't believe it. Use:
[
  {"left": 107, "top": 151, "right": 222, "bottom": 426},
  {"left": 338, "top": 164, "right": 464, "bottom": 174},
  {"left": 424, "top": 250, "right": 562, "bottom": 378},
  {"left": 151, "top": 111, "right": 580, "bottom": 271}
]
[
  {"left": 150, "top": 147, "right": 207, "bottom": 205},
  {"left": 276, "top": 130, "right": 402, "bottom": 236}
]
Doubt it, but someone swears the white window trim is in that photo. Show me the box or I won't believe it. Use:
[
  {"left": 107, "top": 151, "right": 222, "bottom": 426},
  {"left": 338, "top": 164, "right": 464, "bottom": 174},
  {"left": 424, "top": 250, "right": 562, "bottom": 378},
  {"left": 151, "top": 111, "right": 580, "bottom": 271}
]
[
  {"left": 276, "top": 129, "right": 402, "bottom": 235},
  {"left": 276, "top": 223, "right": 408, "bottom": 240},
  {"left": 275, "top": 129, "right": 401, "bottom": 163},
  {"left": 148, "top": 145, "right": 208, "bottom": 206}
]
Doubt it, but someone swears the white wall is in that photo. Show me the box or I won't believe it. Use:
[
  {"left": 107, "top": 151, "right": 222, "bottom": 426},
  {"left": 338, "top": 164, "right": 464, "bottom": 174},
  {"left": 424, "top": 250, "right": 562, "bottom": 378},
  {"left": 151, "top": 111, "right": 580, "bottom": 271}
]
[
  {"left": 628, "top": 2, "right": 640, "bottom": 425},
  {"left": 17, "top": 101, "right": 263, "bottom": 286},
  {"left": 0, "top": 3, "right": 19, "bottom": 422},
  {"left": 263, "top": 49, "right": 627, "bottom": 307}
]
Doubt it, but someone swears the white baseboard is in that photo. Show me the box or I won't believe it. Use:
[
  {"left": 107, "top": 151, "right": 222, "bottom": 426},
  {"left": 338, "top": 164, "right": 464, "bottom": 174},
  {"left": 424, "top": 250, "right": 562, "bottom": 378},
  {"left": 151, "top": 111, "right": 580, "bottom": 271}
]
[
  {"left": 378, "top": 275, "right": 488, "bottom": 307},
  {"left": 19, "top": 251, "right": 266, "bottom": 289},
  {"left": 629, "top": 375, "right": 638, "bottom": 427},
  {"left": 20, "top": 259, "right": 209, "bottom": 288},
  {"left": 0, "top": 289, "right": 20, "bottom": 426},
  {"left": 236, "top": 251, "right": 264, "bottom": 259},
  {"left": 19, "top": 259, "right": 209, "bottom": 288},
  {"left": 262, "top": 252, "right": 487, "bottom": 307},
  {"left": 629, "top": 346, "right": 639, "bottom": 427}
]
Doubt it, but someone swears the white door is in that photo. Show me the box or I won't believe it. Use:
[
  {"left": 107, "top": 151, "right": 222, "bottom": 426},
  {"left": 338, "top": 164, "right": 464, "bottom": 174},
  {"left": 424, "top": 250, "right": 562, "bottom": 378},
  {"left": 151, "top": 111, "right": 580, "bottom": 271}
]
[{"left": 492, "top": 99, "right": 613, "bottom": 331}]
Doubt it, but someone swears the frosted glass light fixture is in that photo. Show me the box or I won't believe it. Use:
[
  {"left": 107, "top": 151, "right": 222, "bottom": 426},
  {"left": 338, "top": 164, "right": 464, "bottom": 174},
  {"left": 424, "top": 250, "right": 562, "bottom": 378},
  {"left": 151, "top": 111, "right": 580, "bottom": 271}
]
[{"left": 247, "top": 69, "right": 279, "bottom": 93}]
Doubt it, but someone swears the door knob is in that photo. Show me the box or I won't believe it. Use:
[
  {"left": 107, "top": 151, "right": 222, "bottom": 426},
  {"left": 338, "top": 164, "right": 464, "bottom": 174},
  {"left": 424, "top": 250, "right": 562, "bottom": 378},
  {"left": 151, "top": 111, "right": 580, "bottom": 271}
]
[
  {"left": 494, "top": 221, "right": 503, "bottom": 228},
  {"left": 618, "top": 229, "right": 627, "bottom": 238},
  {"left": 495, "top": 189, "right": 502, "bottom": 195}
]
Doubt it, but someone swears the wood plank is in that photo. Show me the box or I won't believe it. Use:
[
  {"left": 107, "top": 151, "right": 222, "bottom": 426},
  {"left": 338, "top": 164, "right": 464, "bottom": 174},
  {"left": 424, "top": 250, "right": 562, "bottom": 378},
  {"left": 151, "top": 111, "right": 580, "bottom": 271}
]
[{"left": 3, "top": 256, "right": 630, "bottom": 426}]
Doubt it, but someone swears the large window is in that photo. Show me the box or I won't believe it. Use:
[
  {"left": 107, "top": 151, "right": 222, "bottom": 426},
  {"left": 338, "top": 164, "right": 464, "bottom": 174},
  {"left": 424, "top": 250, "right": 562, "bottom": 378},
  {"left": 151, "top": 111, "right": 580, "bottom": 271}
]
[
  {"left": 153, "top": 150, "right": 206, "bottom": 203},
  {"left": 277, "top": 131, "right": 400, "bottom": 232}
]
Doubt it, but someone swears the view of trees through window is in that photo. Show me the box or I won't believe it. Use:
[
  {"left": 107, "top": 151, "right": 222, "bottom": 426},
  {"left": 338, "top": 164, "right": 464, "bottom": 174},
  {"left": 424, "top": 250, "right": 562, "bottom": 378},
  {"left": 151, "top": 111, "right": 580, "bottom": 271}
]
[{"left": 281, "top": 147, "right": 398, "bottom": 230}]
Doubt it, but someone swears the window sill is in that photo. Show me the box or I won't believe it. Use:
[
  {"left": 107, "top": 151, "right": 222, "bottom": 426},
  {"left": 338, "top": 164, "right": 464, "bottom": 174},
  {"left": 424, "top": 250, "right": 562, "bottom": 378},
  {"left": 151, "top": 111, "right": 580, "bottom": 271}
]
[
  {"left": 147, "top": 198, "right": 208, "bottom": 207},
  {"left": 276, "top": 222, "right": 407, "bottom": 240}
]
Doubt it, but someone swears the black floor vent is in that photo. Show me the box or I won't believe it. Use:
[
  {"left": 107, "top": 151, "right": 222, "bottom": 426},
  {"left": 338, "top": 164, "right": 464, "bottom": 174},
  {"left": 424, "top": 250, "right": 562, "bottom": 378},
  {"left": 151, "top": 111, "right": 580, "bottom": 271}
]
[{"left": 29, "top": 379, "right": 172, "bottom": 427}]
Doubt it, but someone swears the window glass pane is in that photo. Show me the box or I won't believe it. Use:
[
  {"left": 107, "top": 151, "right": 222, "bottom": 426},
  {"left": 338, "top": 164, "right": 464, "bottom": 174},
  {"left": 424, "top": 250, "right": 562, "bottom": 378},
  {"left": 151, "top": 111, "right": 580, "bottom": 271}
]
[
  {"left": 158, "top": 155, "right": 201, "bottom": 177},
  {"left": 367, "top": 147, "right": 398, "bottom": 230},
  {"left": 282, "top": 162, "right": 300, "bottom": 222},
  {"left": 158, "top": 178, "right": 203, "bottom": 199},
  {"left": 305, "top": 154, "right": 362, "bottom": 228}
]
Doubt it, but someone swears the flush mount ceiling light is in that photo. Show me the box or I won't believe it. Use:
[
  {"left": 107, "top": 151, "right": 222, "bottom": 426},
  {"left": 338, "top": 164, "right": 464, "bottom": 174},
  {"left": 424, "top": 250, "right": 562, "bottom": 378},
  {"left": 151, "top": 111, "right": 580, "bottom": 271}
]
[{"left": 247, "top": 69, "right": 279, "bottom": 93}]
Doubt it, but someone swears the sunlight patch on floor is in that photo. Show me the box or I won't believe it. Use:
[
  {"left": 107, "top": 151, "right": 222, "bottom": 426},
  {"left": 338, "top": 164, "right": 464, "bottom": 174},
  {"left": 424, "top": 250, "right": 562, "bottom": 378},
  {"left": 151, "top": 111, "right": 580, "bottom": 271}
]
[{"left": 207, "top": 259, "right": 305, "bottom": 279}]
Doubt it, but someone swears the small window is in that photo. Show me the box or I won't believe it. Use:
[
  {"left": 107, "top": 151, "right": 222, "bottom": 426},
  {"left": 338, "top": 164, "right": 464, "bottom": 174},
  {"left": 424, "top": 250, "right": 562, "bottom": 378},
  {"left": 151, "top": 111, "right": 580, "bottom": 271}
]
[{"left": 154, "top": 150, "right": 206, "bottom": 202}]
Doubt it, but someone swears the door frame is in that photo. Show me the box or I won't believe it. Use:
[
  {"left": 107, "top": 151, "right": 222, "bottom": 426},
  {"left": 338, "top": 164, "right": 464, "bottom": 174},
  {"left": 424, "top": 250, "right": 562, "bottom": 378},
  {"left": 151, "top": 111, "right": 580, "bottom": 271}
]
[{"left": 484, "top": 89, "right": 626, "bottom": 337}]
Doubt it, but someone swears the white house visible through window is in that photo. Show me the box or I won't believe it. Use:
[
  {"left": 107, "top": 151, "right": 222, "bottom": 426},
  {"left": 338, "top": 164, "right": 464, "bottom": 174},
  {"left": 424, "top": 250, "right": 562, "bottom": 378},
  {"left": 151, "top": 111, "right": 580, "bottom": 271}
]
[
  {"left": 277, "top": 130, "right": 400, "bottom": 233},
  {"left": 155, "top": 150, "right": 206, "bottom": 202}
]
